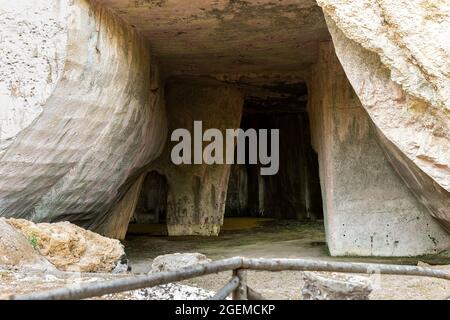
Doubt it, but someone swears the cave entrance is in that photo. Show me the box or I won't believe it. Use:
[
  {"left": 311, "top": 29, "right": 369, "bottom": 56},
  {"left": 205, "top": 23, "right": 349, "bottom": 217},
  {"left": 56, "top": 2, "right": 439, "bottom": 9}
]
[
  {"left": 129, "top": 171, "right": 168, "bottom": 233},
  {"left": 224, "top": 83, "right": 323, "bottom": 227}
]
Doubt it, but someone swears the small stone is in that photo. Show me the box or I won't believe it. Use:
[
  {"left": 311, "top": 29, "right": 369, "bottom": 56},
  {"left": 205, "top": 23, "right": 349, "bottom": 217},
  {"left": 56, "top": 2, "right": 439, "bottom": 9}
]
[{"left": 112, "top": 254, "right": 131, "bottom": 274}]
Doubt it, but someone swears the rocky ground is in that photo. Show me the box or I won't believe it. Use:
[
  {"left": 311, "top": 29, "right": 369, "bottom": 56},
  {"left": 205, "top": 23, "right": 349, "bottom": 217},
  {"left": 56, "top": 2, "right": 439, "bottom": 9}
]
[
  {"left": 0, "top": 267, "right": 216, "bottom": 300},
  {"left": 1, "top": 219, "right": 450, "bottom": 300},
  {"left": 125, "top": 219, "right": 450, "bottom": 300}
]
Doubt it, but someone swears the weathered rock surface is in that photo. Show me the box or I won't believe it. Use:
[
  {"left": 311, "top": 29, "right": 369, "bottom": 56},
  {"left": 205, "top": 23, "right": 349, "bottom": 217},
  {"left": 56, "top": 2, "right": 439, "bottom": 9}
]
[
  {"left": 7, "top": 218, "right": 126, "bottom": 273},
  {"left": 0, "top": 0, "right": 448, "bottom": 258},
  {"left": 317, "top": 0, "right": 450, "bottom": 111},
  {"left": 130, "top": 283, "right": 216, "bottom": 300},
  {"left": 144, "top": 253, "right": 215, "bottom": 300},
  {"left": 301, "top": 271, "right": 372, "bottom": 300},
  {"left": 308, "top": 42, "right": 450, "bottom": 256},
  {"left": 225, "top": 164, "right": 249, "bottom": 217},
  {"left": 151, "top": 253, "right": 212, "bottom": 273},
  {"left": 317, "top": 0, "right": 450, "bottom": 229},
  {"left": 134, "top": 171, "right": 168, "bottom": 224},
  {"left": 0, "top": 0, "right": 68, "bottom": 152},
  {"left": 225, "top": 110, "right": 323, "bottom": 219},
  {"left": 96, "top": 0, "right": 330, "bottom": 79},
  {"left": 100, "top": 174, "right": 146, "bottom": 240},
  {"left": 0, "top": 0, "right": 166, "bottom": 233},
  {"left": 0, "top": 218, "right": 56, "bottom": 271},
  {"left": 150, "top": 79, "right": 244, "bottom": 236}
]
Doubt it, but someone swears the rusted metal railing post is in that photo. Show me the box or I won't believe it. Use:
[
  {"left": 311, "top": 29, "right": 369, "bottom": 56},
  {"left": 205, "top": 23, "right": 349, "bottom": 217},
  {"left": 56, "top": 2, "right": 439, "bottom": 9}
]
[{"left": 232, "top": 269, "right": 248, "bottom": 300}]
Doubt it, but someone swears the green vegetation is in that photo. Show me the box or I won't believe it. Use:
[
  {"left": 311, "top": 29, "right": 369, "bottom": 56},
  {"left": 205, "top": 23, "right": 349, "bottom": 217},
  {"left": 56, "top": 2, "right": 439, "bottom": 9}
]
[{"left": 29, "top": 234, "right": 39, "bottom": 250}]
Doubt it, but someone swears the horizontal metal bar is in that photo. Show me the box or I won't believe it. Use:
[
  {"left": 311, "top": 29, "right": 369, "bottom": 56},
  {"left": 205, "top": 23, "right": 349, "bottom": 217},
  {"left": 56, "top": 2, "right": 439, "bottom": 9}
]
[
  {"left": 12, "top": 257, "right": 243, "bottom": 300},
  {"left": 10, "top": 257, "right": 450, "bottom": 300},
  {"left": 241, "top": 258, "right": 450, "bottom": 280},
  {"left": 209, "top": 276, "right": 240, "bottom": 300}
]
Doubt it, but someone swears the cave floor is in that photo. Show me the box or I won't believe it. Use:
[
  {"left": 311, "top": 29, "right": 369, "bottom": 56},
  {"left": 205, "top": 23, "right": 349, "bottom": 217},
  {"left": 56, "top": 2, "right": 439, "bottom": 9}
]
[
  {"left": 125, "top": 219, "right": 329, "bottom": 273},
  {"left": 1, "top": 219, "right": 449, "bottom": 300},
  {"left": 124, "top": 218, "right": 450, "bottom": 300}
]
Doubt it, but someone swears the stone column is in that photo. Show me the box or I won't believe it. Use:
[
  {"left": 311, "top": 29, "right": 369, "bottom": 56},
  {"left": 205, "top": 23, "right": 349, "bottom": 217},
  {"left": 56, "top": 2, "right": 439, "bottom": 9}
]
[
  {"left": 152, "top": 80, "right": 244, "bottom": 236},
  {"left": 99, "top": 174, "right": 145, "bottom": 240},
  {"left": 308, "top": 42, "right": 450, "bottom": 256},
  {"left": 318, "top": 4, "right": 450, "bottom": 231},
  {"left": 225, "top": 164, "right": 249, "bottom": 217}
]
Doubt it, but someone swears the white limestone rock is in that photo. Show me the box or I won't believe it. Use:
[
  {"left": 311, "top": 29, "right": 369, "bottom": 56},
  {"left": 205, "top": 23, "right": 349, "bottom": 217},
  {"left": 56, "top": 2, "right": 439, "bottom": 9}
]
[
  {"left": 0, "top": 1, "right": 167, "bottom": 235},
  {"left": 317, "top": 0, "right": 450, "bottom": 228},
  {"left": 0, "top": 0, "right": 68, "bottom": 151},
  {"left": 130, "top": 283, "right": 215, "bottom": 300},
  {"left": 150, "top": 253, "right": 212, "bottom": 273},
  {"left": 301, "top": 271, "right": 373, "bottom": 300}
]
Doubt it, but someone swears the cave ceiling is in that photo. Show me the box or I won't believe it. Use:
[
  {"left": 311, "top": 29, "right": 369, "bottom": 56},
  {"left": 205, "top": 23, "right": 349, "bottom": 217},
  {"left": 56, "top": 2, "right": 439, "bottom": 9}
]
[{"left": 94, "top": 0, "right": 331, "bottom": 86}]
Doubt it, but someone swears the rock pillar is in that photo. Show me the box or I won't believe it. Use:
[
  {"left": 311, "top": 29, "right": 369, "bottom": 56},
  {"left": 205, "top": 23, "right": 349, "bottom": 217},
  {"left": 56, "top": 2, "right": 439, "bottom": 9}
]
[
  {"left": 317, "top": 0, "right": 450, "bottom": 232},
  {"left": 308, "top": 42, "right": 450, "bottom": 256},
  {"left": 152, "top": 80, "right": 244, "bottom": 236}
]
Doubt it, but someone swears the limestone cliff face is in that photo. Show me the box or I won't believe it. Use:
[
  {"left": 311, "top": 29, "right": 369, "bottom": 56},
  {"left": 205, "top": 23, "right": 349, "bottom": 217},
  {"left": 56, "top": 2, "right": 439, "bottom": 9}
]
[
  {"left": 317, "top": 0, "right": 450, "bottom": 229},
  {"left": 1, "top": 0, "right": 448, "bottom": 246},
  {"left": 308, "top": 42, "right": 450, "bottom": 256},
  {"left": 0, "top": 0, "right": 167, "bottom": 231},
  {"left": 0, "top": 0, "right": 68, "bottom": 151}
]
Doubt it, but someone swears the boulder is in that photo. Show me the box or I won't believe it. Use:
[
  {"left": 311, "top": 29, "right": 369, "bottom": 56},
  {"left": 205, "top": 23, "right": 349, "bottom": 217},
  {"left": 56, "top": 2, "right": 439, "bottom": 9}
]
[
  {"left": 147, "top": 253, "right": 215, "bottom": 300},
  {"left": 150, "top": 253, "right": 212, "bottom": 273},
  {"left": 301, "top": 272, "right": 372, "bottom": 300},
  {"left": 0, "top": 218, "right": 56, "bottom": 271},
  {"left": 6, "top": 218, "right": 126, "bottom": 273}
]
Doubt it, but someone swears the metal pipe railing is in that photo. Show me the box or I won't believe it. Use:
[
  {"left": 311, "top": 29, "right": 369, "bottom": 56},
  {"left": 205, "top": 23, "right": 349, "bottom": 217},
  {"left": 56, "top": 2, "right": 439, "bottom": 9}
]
[
  {"left": 241, "top": 258, "right": 450, "bottom": 280},
  {"left": 11, "top": 257, "right": 243, "bottom": 300},
  {"left": 10, "top": 257, "right": 450, "bottom": 300},
  {"left": 209, "top": 276, "right": 239, "bottom": 300}
]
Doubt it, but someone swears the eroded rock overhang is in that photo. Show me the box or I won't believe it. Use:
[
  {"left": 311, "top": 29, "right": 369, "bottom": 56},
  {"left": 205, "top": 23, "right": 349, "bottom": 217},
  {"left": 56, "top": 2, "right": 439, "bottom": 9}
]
[
  {"left": 317, "top": 0, "right": 450, "bottom": 230},
  {"left": 0, "top": 0, "right": 449, "bottom": 249},
  {"left": 93, "top": 0, "right": 331, "bottom": 80},
  {"left": 95, "top": 0, "right": 450, "bottom": 228},
  {"left": 0, "top": 0, "right": 167, "bottom": 228}
]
